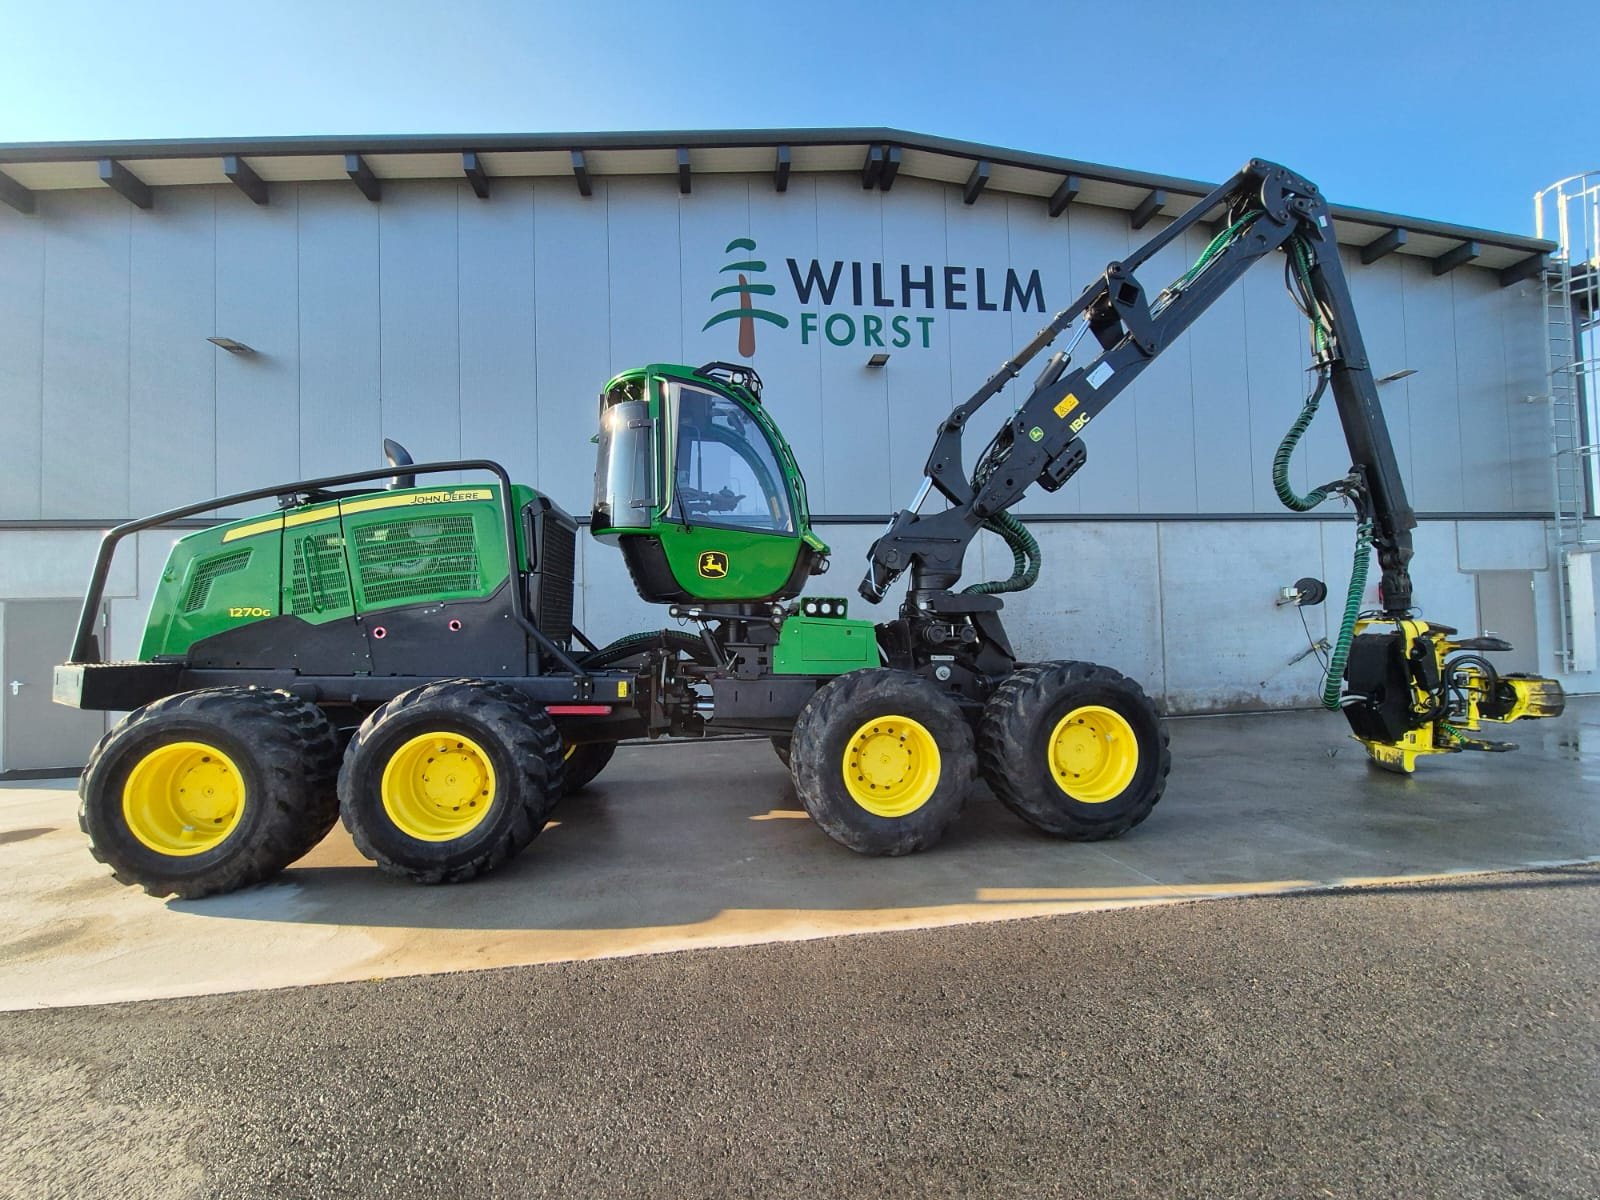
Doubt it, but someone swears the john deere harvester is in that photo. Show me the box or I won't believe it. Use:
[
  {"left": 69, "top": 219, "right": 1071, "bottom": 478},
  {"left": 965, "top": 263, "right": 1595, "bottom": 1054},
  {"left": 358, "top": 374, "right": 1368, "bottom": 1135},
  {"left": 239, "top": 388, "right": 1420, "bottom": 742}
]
[{"left": 57, "top": 159, "right": 1563, "bottom": 898}]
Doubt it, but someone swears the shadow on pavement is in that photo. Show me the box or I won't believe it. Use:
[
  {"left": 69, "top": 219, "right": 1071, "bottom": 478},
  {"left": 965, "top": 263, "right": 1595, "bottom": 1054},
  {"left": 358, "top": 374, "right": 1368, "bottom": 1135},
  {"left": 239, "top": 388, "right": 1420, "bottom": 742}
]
[
  {"left": 6, "top": 702, "right": 1600, "bottom": 1009},
  {"left": 159, "top": 702, "right": 1600, "bottom": 934}
]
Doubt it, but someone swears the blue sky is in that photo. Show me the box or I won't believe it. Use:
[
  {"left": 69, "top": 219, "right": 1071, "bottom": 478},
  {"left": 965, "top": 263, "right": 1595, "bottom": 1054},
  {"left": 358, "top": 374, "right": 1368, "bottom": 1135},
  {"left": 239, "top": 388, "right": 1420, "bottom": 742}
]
[{"left": 1, "top": 0, "right": 1593, "bottom": 236}]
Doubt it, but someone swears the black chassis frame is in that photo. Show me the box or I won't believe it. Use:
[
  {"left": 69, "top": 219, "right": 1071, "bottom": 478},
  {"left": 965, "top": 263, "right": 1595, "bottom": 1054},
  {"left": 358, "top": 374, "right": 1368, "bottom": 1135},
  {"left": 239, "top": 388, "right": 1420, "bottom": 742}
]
[{"left": 53, "top": 459, "right": 640, "bottom": 734}]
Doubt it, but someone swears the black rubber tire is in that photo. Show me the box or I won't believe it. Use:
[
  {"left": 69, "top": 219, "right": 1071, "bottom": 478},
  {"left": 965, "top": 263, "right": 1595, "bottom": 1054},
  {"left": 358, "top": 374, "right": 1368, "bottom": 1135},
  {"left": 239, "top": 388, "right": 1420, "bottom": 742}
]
[
  {"left": 78, "top": 687, "right": 340, "bottom": 899},
  {"left": 790, "top": 669, "right": 975, "bottom": 856},
  {"left": 770, "top": 735, "right": 792, "bottom": 769},
  {"left": 338, "top": 679, "right": 563, "bottom": 884},
  {"left": 561, "top": 740, "right": 617, "bottom": 795},
  {"left": 978, "top": 660, "right": 1170, "bottom": 840}
]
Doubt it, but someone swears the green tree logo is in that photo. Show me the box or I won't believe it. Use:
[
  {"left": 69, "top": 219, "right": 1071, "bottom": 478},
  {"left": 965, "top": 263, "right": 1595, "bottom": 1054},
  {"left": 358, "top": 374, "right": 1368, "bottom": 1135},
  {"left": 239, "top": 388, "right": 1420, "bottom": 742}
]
[{"left": 703, "top": 237, "right": 788, "bottom": 358}]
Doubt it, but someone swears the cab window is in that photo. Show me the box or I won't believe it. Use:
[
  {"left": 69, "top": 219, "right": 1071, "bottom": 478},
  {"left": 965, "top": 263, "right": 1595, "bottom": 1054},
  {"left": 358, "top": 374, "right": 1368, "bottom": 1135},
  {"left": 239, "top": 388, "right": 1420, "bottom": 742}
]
[{"left": 671, "top": 383, "right": 794, "bottom": 534}]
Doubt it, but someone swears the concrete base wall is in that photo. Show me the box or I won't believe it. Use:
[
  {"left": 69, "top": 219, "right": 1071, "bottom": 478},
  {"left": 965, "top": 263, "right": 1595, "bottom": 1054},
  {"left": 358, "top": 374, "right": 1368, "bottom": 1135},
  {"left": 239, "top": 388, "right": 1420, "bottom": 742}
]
[{"left": 1, "top": 517, "right": 1589, "bottom": 734}]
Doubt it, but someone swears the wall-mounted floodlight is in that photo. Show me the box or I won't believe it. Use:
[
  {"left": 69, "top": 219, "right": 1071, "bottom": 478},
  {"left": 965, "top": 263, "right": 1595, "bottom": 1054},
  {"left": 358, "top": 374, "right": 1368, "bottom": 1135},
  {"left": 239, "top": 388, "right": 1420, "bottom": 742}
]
[
  {"left": 866, "top": 352, "right": 891, "bottom": 368},
  {"left": 1376, "top": 368, "right": 1417, "bottom": 384},
  {"left": 208, "top": 337, "right": 257, "bottom": 356}
]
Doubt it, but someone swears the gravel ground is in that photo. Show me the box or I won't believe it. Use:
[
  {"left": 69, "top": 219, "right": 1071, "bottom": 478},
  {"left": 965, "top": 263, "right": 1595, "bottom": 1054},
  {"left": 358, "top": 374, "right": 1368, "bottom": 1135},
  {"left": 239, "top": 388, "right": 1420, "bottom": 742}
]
[{"left": 2, "top": 865, "right": 1597, "bottom": 1200}]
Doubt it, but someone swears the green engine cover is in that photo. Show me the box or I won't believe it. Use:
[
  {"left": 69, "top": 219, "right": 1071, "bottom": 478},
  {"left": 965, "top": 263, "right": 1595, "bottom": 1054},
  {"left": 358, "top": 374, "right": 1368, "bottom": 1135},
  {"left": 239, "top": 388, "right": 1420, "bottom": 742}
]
[{"left": 139, "top": 484, "right": 531, "bottom": 661}]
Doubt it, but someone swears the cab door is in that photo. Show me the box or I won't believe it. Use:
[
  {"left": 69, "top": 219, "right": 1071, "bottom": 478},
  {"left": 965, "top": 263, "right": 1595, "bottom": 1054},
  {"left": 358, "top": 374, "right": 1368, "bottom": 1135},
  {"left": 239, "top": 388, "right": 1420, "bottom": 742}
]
[{"left": 658, "top": 380, "right": 803, "bottom": 601}]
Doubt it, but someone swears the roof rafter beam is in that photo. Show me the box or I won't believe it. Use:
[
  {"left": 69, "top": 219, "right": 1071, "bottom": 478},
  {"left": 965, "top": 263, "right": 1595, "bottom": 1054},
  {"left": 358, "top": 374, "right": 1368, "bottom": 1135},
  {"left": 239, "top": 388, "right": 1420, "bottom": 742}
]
[
  {"left": 677, "top": 147, "right": 691, "bottom": 195},
  {"left": 963, "top": 160, "right": 990, "bottom": 205},
  {"left": 0, "top": 134, "right": 1554, "bottom": 272},
  {"left": 222, "top": 155, "right": 268, "bottom": 205},
  {"left": 344, "top": 154, "right": 380, "bottom": 202},
  {"left": 878, "top": 146, "right": 901, "bottom": 192},
  {"left": 462, "top": 152, "right": 490, "bottom": 199},
  {"left": 1047, "top": 173, "right": 1080, "bottom": 218},
  {"left": 1360, "top": 226, "right": 1407, "bottom": 265},
  {"left": 861, "top": 144, "right": 884, "bottom": 190},
  {"left": 1498, "top": 252, "right": 1546, "bottom": 288},
  {"left": 0, "top": 169, "right": 35, "bottom": 214},
  {"left": 570, "top": 150, "right": 592, "bottom": 197},
  {"left": 1130, "top": 188, "right": 1165, "bottom": 230},
  {"left": 98, "top": 158, "right": 151, "bottom": 209},
  {"left": 773, "top": 145, "right": 790, "bottom": 193},
  {"left": 1431, "top": 240, "right": 1479, "bottom": 276}
]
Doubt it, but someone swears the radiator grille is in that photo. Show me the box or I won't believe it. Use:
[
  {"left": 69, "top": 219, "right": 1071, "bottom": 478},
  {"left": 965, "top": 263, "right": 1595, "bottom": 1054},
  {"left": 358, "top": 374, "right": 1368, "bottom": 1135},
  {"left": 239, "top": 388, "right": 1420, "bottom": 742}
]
[
  {"left": 535, "top": 516, "right": 576, "bottom": 643},
  {"left": 181, "top": 549, "right": 253, "bottom": 613},
  {"left": 353, "top": 514, "right": 481, "bottom": 606},
  {"left": 287, "top": 532, "right": 351, "bottom": 615}
]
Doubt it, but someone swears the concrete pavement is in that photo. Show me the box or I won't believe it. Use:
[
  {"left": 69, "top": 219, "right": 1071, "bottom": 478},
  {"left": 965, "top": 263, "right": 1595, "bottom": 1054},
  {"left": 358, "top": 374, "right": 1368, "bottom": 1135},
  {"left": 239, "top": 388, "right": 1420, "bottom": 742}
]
[{"left": 3, "top": 700, "right": 1600, "bottom": 1010}]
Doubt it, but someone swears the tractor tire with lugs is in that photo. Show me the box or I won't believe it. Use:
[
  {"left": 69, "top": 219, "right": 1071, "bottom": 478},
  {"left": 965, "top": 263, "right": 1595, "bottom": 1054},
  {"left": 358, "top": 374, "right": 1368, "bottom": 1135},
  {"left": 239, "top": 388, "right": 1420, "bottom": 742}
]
[
  {"left": 338, "top": 678, "right": 563, "bottom": 884},
  {"left": 790, "top": 669, "right": 975, "bottom": 856},
  {"left": 78, "top": 686, "right": 341, "bottom": 899},
  {"left": 561, "top": 739, "right": 617, "bottom": 795},
  {"left": 978, "top": 660, "right": 1169, "bottom": 840}
]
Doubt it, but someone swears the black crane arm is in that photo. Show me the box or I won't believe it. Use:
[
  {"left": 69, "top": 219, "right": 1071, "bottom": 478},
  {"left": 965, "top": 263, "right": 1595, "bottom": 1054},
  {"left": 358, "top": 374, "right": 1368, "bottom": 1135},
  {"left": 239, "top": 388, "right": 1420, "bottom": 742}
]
[{"left": 859, "top": 158, "right": 1418, "bottom": 618}]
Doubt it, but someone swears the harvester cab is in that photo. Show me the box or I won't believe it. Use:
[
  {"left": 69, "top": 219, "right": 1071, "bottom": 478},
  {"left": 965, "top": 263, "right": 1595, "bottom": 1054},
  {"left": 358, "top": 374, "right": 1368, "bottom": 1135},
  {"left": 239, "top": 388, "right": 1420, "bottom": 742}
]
[{"left": 590, "top": 361, "right": 830, "bottom": 604}]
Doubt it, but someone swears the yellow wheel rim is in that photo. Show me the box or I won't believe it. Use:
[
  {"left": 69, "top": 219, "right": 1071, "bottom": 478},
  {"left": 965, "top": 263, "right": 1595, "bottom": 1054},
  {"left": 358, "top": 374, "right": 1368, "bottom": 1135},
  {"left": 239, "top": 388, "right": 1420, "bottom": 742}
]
[
  {"left": 1047, "top": 705, "right": 1138, "bottom": 803},
  {"left": 841, "top": 714, "right": 941, "bottom": 818},
  {"left": 122, "top": 741, "right": 246, "bottom": 856},
  {"left": 381, "top": 731, "right": 497, "bottom": 842}
]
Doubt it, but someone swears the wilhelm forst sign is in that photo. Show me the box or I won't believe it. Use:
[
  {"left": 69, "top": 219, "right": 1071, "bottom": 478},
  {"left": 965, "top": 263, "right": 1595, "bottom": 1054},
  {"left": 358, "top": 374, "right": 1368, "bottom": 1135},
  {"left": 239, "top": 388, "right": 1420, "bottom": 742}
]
[{"left": 705, "top": 238, "right": 1048, "bottom": 358}]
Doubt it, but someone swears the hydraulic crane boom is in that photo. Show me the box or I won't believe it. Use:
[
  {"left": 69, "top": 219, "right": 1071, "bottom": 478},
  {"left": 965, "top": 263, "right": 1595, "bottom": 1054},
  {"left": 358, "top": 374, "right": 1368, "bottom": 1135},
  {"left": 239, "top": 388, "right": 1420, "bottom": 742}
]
[
  {"left": 861, "top": 158, "right": 1563, "bottom": 773},
  {"left": 861, "top": 159, "right": 1413, "bottom": 610}
]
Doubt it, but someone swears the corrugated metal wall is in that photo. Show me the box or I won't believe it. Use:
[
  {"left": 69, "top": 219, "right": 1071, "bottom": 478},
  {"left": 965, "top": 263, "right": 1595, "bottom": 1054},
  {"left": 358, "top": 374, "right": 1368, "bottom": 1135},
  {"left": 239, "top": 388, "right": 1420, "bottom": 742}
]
[
  {"left": 0, "top": 171, "right": 1568, "bottom": 710},
  {"left": 0, "top": 173, "right": 1554, "bottom": 522}
]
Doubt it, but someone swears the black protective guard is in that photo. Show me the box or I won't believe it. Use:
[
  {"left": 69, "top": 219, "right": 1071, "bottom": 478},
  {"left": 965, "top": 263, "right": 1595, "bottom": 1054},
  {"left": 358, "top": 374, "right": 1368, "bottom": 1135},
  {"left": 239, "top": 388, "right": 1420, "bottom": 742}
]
[{"left": 1341, "top": 633, "right": 1413, "bottom": 743}]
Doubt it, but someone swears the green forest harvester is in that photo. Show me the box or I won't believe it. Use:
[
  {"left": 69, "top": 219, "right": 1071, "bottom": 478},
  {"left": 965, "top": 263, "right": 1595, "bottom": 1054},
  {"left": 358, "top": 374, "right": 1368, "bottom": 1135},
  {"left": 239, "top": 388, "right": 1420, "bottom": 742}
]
[{"left": 56, "top": 159, "right": 1565, "bottom": 899}]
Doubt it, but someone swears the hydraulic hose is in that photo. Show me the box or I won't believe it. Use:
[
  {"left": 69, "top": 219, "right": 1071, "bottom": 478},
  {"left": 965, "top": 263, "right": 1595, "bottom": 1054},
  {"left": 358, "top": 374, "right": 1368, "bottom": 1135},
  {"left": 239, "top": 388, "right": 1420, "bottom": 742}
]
[
  {"left": 1323, "top": 520, "right": 1372, "bottom": 711},
  {"left": 1165, "top": 210, "right": 1263, "bottom": 297},
  {"left": 1271, "top": 236, "right": 1374, "bottom": 709},
  {"left": 963, "top": 510, "right": 1042, "bottom": 596},
  {"left": 580, "top": 629, "right": 710, "bottom": 669},
  {"left": 1272, "top": 371, "right": 1335, "bottom": 512},
  {"left": 1275, "top": 366, "right": 1370, "bottom": 710}
]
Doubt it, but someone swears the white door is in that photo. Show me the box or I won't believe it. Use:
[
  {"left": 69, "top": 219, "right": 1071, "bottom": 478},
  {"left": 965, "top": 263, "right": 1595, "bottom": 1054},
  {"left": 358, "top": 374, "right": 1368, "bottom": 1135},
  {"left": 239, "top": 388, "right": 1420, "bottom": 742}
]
[{"left": 2, "top": 599, "right": 108, "bottom": 774}]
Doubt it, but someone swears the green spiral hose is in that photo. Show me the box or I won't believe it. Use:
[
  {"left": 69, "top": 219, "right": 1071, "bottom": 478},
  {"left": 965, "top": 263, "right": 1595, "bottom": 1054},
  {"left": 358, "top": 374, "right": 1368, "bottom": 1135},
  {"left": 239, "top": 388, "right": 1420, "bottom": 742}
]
[
  {"left": 1272, "top": 373, "right": 1334, "bottom": 512},
  {"left": 1272, "top": 233, "right": 1373, "bottom": 709},
  {"left": 1276, "top": 371, "right": 1372, "bottom": 710},
  {"left": 964, "top": 510, "right": 1042, "bottom": 596},
  {"left": 1323, "top": 520, "right": 1372, "bottom": 710}
]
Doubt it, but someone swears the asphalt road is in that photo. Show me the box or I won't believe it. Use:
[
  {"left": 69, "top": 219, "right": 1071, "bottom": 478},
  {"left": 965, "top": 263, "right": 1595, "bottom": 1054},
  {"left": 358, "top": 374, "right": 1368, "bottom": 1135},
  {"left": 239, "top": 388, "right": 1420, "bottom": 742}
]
[{"left": 2, "top": 866, "right": 1597, "bottom": 1200}]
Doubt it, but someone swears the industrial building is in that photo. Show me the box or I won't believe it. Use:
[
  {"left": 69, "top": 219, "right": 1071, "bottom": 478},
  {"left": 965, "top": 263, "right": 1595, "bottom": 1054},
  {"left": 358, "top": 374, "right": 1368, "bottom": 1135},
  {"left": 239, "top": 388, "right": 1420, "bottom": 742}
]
[{"left": 0, "top": 129, "right": 1587, "bottom": 773}]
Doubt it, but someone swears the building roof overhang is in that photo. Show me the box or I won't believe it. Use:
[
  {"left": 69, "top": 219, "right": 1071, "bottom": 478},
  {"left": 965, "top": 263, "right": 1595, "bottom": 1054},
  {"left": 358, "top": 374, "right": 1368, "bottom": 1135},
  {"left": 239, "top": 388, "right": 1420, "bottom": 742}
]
[{"left": 0, "top": 127, "right": 1554, "bottom": 281}]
